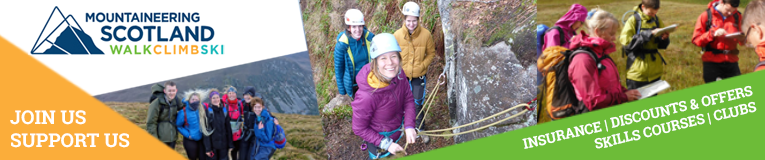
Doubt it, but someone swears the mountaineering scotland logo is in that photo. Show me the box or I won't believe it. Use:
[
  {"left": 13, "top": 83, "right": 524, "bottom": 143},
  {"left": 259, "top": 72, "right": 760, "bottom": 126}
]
[{"left": 31, "top": 6, "right": 104, "bottom": 55}]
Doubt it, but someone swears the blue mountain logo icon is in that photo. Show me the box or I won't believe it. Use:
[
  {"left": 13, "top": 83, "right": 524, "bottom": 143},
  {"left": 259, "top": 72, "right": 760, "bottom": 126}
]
[{"left": 31, "top": 6, "right": 104, "bottom": 55}]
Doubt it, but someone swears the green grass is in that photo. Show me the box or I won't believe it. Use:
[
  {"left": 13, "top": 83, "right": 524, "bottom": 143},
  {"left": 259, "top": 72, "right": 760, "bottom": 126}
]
[
  {"left": 321, "top": 105, "right": 353, "bottom": 119},
  {"left": 538, "top": 0, "right": 759, "bottom": 93}
]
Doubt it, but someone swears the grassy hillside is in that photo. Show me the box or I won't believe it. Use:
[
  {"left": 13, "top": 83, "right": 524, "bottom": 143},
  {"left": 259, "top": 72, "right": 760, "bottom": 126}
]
[
  {"left": 106, "top": 102, "right": 325, "bottom": 160},
  {"left": 538, "top": 0, "right": 759, "bottom": 93}
]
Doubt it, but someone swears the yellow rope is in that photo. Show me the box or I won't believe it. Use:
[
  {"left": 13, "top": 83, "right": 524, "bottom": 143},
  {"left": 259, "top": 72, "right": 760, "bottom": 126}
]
[
  {"left": 420, "top": 105, "right": 528, "bottom": 137},
  {"left": 420, "top": 103, "right": 528, "bottom": 134}
]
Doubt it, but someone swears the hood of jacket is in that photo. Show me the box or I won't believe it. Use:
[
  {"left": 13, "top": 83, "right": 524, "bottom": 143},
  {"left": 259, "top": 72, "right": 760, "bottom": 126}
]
[
  {"left": 569, "top": 31, "right": 617, "bottom": 57},
  {"left": 151, "top": 83, "right": 164, "bottom": 93},
  {"left": 555, "top": 4, "right": 588, "bottom": 34}
]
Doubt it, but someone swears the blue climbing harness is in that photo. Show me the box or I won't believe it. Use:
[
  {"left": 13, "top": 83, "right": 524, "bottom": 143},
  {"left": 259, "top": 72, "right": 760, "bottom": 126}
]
[
  {"left": 368, "top": 122, "right": 404, "bottom": 159},
  {"left": 408, "top": 76, "right": 427, "bottom": 106}
]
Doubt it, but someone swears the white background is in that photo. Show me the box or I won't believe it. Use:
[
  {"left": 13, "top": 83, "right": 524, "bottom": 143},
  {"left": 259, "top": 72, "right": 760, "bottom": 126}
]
[{"left": 0, "top": 0, "right": 309, "bottom": 95}]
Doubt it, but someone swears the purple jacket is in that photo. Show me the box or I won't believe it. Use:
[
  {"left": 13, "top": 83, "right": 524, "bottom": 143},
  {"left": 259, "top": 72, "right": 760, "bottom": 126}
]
[
  {"left": 351, "top": 64, "right": 416, "bottom": 147},
  {"left": 542, "top": 4, "right": 587, "bottom": 50}
]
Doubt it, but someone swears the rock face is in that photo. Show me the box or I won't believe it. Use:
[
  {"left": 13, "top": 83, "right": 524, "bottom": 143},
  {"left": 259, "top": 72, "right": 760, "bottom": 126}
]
[
  {"left": 322, "top": 95, "right": 352, "bottom": 113},
  {"left": 439, "top": 0, "right": 538, "bottom": 143}
]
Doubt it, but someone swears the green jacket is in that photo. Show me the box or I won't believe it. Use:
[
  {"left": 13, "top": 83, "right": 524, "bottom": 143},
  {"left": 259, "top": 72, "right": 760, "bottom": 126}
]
[
  {"left": 619, "top": 6, "right": 670, "bottom": 82},
  {"left": 145, "top": 85, "right": 183, "bottom": 142}
]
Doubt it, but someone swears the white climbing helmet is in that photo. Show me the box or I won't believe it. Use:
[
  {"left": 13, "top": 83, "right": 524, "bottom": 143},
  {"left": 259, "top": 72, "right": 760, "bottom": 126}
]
[
  {"left": 402, "top": 2, "right": 420, "bottom": 17},
  {"left": 370, "top": 33, "right": 401, "bottom": 59},
  {"left": 344, "top": 9, "right": 365, "bottom": 25}
]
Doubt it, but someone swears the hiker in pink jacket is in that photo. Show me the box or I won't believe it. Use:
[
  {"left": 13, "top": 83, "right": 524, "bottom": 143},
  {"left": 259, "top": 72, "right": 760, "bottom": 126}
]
[
  {"left": 568, "top": 9, "right": 641, "bottom": 111},
  {"left": 351, "top": 33, "right": 416, "bottom": 159},
  {"left": 542, "top": 4, "right": 588, "bottom": 51}
]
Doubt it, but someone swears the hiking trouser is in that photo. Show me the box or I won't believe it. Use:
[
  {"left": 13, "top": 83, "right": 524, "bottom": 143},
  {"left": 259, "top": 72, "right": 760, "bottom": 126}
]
[
  {"left": 253, "top": 146, "right": 275, "bottom": 160},
  {"left": 703, "top": 62, "right": 741, "bottom": 83},
  {"left": 352, "top": 86, "right": 359, "bottom": 98},
  {"left": 206, "top": 149, "right": 228, "bottom": 160},
  {"left": 627, "top": 77, "right": 661, "bottom": 97},
  {"left": 231, "top": 140, "right": 240, "bottom": 160},
  {"left": 238, "top": 139, "right": 253, "bottom": 160},
  {"left": 183, "top": 137, "right": 206, "bottom": 160},
  {"left": 409, "top": 76, "right": 426, "bottom": 129},
  {"left": 365, "top": 141, "right": 382, "bottom": 160},
  {"left": 164, "top": 141, "right": 176, "bottom": 149}
]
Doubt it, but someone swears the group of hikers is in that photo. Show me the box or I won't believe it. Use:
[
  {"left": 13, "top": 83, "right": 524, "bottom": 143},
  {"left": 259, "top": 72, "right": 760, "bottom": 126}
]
[
  {"left": 145, "top": 82, "right": 286, "bottom": 160},
  {"left": 332, "top": 1, "right": 437, "bottom": 159},
  {"left": 537, "top": 0, "right": 765, "bottom": 121}
]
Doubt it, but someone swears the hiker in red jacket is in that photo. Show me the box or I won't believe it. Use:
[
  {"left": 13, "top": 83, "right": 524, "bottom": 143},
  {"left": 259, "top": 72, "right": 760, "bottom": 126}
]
[
  {"left": 692, "top": 0, "right": 746, "bottom": 82},
  {"left": 568, "top": 9, "right": 641, "bottom": 111},
  {"left": 222, "top": 86, "right": 244, "bottom": 159},
  {"left": 742, "top": 0, "right": 765, "bottom": 71}
]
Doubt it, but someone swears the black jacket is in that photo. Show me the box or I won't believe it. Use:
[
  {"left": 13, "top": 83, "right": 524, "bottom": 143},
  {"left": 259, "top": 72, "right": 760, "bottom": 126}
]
[
  {"left": 238, "top": 111, "right": 260, "bottom": 160},
  {"left": 203, "top": 105, "right": 234, "bottom": 152}
]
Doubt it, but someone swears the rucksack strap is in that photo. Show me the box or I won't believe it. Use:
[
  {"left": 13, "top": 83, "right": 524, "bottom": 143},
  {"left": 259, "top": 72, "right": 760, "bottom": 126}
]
[
  {"left": 634, "top": 12, "right": 642, "bottom": 34},
  {"left": 706, "top": 9, "right": 712, "bottom": 31},
  {"left": 633, "top": 11, "right": 660, "bottom": 34},
  {"left": 570, "top": 48, "right": 611, "bottom": 74},
  {"left": 339, "top": 31, "right": 373, "bottom": 70},
  {"left": 546, "top": 26, "right": 567, "bottom": 47},
  {"left": 206, "top": 104, "right": 228, "bottom": 118},
  {"left": 755, "top": 61, "right": 765, "bottom": 71}
]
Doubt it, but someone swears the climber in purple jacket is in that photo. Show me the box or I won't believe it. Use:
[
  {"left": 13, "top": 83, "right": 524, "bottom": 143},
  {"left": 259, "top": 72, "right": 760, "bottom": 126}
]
[{"left": 351, "top": 33, "right": 417, "bottom": 159}]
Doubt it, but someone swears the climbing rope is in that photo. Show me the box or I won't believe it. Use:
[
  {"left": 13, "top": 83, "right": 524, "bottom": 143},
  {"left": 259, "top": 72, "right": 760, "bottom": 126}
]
[
  {"left": 394, "top": 49, "right": 539, "bottom": 155},
  {"left": 400, "top": 63, "right": 537, "bottom": 153}
]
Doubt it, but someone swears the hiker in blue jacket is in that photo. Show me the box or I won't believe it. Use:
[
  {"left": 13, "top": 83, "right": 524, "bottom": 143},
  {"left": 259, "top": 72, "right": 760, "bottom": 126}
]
[
  {"left": 176, "top": 91, "right": 206, "bottom": 160},
  {"left": 335, "top": 9, "right": 376, "bottom": 97},
  {"left": 250, "top": 97, "right": 276, "bottom": 160}
]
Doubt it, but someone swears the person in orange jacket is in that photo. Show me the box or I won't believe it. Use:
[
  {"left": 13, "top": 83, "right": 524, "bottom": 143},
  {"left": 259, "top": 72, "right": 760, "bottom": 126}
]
[
  {"left": 692, "top": 0, "right": 746, "bottom": 83},
  {"left": 742, "top": 0, "right": 765, "bottom": 71},
  {"left": 393, "top": 2, "right": 435, "bottom": 139}
]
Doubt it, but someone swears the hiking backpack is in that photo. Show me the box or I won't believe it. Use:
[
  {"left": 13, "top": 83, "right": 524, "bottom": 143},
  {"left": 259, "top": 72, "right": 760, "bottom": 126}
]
[
  {"left": 149, "top": 84, "right": 163, "bottom": 103},
  {"left": 702, "top": 8, "right": 741, "bottom": 53},
  {"left": 537, "top": 24, "right": 569, "bottom": 86},
  {"left": 537, "top": 46, "right": 611, "bottom": 120},
  {"left": 273, "top": 124, "right": 286, "bottom": 149},
  {"left": 620, "top": 11, "right": 660, "bottom": 56},
  {"left": 204, "top": 103, "right": 229, "bottom": 116},
  {"left": 537, "top": 24, "right": 567, "bottom": 53},
  {"left": 149, "top": 83, "right": 181, "bottom": 126},
  {"left": 150, "top": 84, "right": 166, "bottom": 116}
]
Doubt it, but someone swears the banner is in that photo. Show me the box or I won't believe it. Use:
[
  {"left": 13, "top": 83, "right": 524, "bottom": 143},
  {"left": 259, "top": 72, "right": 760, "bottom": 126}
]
[{"left": 406, "top": 71, "right": 765, "bottom": 159}]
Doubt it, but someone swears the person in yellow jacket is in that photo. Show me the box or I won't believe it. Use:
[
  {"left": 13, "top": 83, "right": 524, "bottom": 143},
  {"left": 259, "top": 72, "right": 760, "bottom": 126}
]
[
  {"left": 393, "top": 1, "right": 435, "bottom": 143},
  {"left": 619, "top": 0, "right": 670, "bottom": 94}
]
